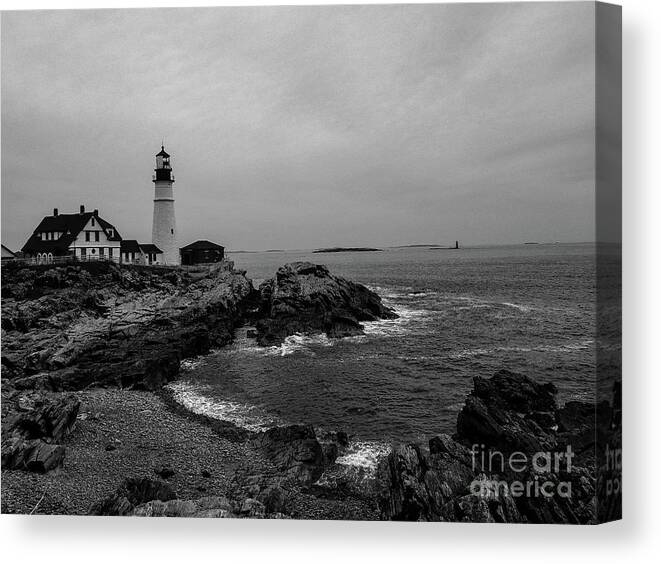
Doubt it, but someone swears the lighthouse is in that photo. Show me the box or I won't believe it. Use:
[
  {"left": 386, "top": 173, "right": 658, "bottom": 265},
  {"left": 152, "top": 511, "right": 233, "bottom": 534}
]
[{"left": 152, "top": 145, "right": 179, "bottom": 265}]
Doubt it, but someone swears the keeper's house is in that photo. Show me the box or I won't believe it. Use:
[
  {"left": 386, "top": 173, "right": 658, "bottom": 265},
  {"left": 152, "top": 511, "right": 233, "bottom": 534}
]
[{"left": 21, "top": 206, "right": 163, "bottom": 265}]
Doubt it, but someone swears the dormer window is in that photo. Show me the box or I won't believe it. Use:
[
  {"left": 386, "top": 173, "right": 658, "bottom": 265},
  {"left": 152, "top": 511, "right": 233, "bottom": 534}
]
[{"left": 108, "top": 228, "right": 114, "bottom": 237}]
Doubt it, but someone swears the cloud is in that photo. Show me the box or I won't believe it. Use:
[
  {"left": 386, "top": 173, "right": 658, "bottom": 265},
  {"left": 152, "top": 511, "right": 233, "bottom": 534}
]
[{"left": 2, "top": 3, "right": 596, "bottom": 251}]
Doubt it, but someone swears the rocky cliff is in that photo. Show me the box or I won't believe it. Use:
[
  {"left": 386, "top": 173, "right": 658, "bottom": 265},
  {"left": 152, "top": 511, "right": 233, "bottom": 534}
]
[{"left": 1, "top": 261, "right": 253, "bottom": 391}]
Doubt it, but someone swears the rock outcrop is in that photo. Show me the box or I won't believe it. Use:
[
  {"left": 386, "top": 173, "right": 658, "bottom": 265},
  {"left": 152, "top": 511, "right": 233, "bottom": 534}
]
[
  {"left": 1, "top": 261, "right": 253, "bottom": 391},
  {"left": 89, "top": 477, "right": 178, "bottom": 516},
  {"left": 1, "top": 392, "right": 80, "bottom": 472},
  {"left": 90, "top": 477, "right": 289, "bottom": 519},
  {"left": 254, "top": 262, "right": 397, "bottom": 345},
  {"left": 377, "top": 370, "right": 602, "bottom": 524},
  {"left": 250, "top": 423, "right": 341, "bottom": 485}
]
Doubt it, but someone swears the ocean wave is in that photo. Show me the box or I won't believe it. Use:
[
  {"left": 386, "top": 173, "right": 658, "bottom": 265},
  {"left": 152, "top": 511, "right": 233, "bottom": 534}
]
[
  {"left": 166, "top": 381, "right": 278, "bottom": 432},
  {"left": 266, "top": 333, "right": 336, "bottom": 356},
  {"left": 500, "top": 302, "right": 534, "bottom": 313},
  {"left": 335, "top": 440, "right": 391, "bottom": 472},
  {"left": 362, "top": 305, "right": 434, "bottom": 338}
]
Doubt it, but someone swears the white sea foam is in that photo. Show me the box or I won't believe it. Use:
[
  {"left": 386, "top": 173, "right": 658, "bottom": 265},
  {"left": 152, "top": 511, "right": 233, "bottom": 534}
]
[
  {"left": 166, "top": 381, "right": 278, "bottom": 432},
  {"left": 335, "top": 440, "right": 392, "bottom": 472},
  {"left": 180, "top": 357, "right": 205, "bottom": 371},
  {"left": 362, "top": 305, "right": 433, "bottom": 338},
  {"left": 500, "top": 301, "right": 534, "bottom": 313},
  {"left": 264, "top": 333, "right": 336, "bottom": 357}
]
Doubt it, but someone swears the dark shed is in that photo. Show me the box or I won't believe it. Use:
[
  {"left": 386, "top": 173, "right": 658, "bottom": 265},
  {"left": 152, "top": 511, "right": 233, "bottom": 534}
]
[{"left": 180, "top": 240, "right": 225, "bottom": 265}]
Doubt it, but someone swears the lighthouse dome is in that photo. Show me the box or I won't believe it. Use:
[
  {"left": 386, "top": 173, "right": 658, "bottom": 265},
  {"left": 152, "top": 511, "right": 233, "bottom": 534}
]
[{"left": 156, "top": 146, "right": 170, "bottom": 158}]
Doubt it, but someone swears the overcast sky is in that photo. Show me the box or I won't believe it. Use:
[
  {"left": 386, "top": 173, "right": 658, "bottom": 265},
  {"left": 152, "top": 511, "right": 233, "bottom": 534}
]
[{"left": 1, "top": 3, "right": 597, "bottom": 251}]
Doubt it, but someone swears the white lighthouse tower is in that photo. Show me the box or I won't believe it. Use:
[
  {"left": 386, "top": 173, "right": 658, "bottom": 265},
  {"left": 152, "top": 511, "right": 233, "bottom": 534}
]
[{"left": 152, "top": 145, "right": 179, "bottom": 265}]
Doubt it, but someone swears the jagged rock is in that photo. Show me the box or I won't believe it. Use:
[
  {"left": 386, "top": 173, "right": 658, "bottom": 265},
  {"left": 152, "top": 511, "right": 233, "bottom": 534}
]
[
  {"left": 456, "top": 369, "right": 558, "bottom": 453},
  {"left": 238, "top": 498, "right": 266, "bottom": 518},
  {"left": 1, "top": 392, "right": 80, "bottom": 473},
  {"left": 1, "top": 436, "right": 65, "bottom": 473},
  {"left": 133, "top": 496, "right": 234, "bottom": 518},
  {"left": 130, "top": 495, "right": 290, "bottom": 519},
  {"left": 4, "top": 393, "right": 80, "bottom": 443},
  {"left": 376, "top": 440, "right": 474, "bottom": 522},
  {"left": 154, "top": 466, "right": 175, "bottom": 479},
  {"left": 89, "top": 477, "right": 177, "bottom": 516},
  {"left": 377, "top": 371, "right": 599, "bottom": 524},
  {"left": 255, "top": 262, "right": 397, "bottom": 345},
  {"left": 250, "top": 424, "right": 338, "bottom": 484},
  {"left": 258, "top": 485, "right": 289, "bottom": 514}
]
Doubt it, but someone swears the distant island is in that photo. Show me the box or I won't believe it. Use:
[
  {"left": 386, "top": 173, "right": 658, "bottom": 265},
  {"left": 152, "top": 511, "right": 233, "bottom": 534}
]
[
  {"left": 392, "top": 244, "right": 441, "bottom": 248},
  {"left": 313, "top": 247, "right": 383, "bottom": 253},
  {"left": 394, "top": 241, "right": 460, "bottom": 250}
]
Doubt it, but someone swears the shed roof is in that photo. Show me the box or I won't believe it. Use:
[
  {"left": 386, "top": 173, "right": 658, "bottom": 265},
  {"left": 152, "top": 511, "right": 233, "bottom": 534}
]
[{"left": 180, "top": 240, "right": 225, "bottom": 252}]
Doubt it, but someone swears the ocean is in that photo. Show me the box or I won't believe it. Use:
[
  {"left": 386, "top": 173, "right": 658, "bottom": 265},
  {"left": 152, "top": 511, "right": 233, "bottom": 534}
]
[{"left": 168, "top": 243, "right": 596, "bottom": 470}]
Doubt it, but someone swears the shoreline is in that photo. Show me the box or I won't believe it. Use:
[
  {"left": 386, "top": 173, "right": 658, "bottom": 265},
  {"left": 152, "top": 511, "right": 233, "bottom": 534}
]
[
  {"left": 1, "top": 259, "right": 616, "bottom": 522},
  {"left": 1, "top": 260, "right": 393, "bottom": 519},
  {"left": 1, "top": 384, "right": 380, "bottom": 520}
]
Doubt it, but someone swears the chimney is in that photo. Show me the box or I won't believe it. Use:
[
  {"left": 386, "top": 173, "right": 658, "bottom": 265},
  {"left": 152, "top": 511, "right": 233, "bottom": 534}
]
[
  {"left": 53, "top": 208, "right": 59, "bottom": 217},
  {"left": 80, "top": 205, "right": 85, "bottom": 214},
  {"left": 93, "top": 209, "right": 99, "bottom": 217}
]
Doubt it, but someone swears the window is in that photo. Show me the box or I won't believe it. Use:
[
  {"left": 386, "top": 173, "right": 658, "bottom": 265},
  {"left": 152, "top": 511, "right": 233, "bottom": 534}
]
[
  {"left": 99, "top": 247, "right": 104, "bottom": 257},
  {"left": 91, "top": 218, "right": 95, "bottom": 227},
  {"left": 95, "top": 232, "right": 100, "bottom": 242},
  {"left": 108, "top": 248, "right": 113, "bottom": 258},
  {"left": 91, "top": 248, "right": 96, "bottom": 255},
  {"left": 108, "top": 229, "right": 114, "bottom": 237},
  {"left": 81, "top": 248, "right": 86, "bottom": 257},
  {"left": 85, "top": 231, "right": 90, "bottom": 242}
]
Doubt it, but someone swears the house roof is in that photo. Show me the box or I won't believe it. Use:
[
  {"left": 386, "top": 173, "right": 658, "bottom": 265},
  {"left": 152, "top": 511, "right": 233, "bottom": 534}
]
[
  {"left": 120, "top": 240, "right": 141, "bottom": 253},
  {"left": 139, "top": 244, "right": 162, "bottom": 254},
  {"left": 180, "top": 240, "right": 225, "bottom": 252},
  {"left": 21, "top": 211, "right": 122, "bottom": 254},
  {"left": 156, "top": 146, "right": 170, "bottom": 158}
]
